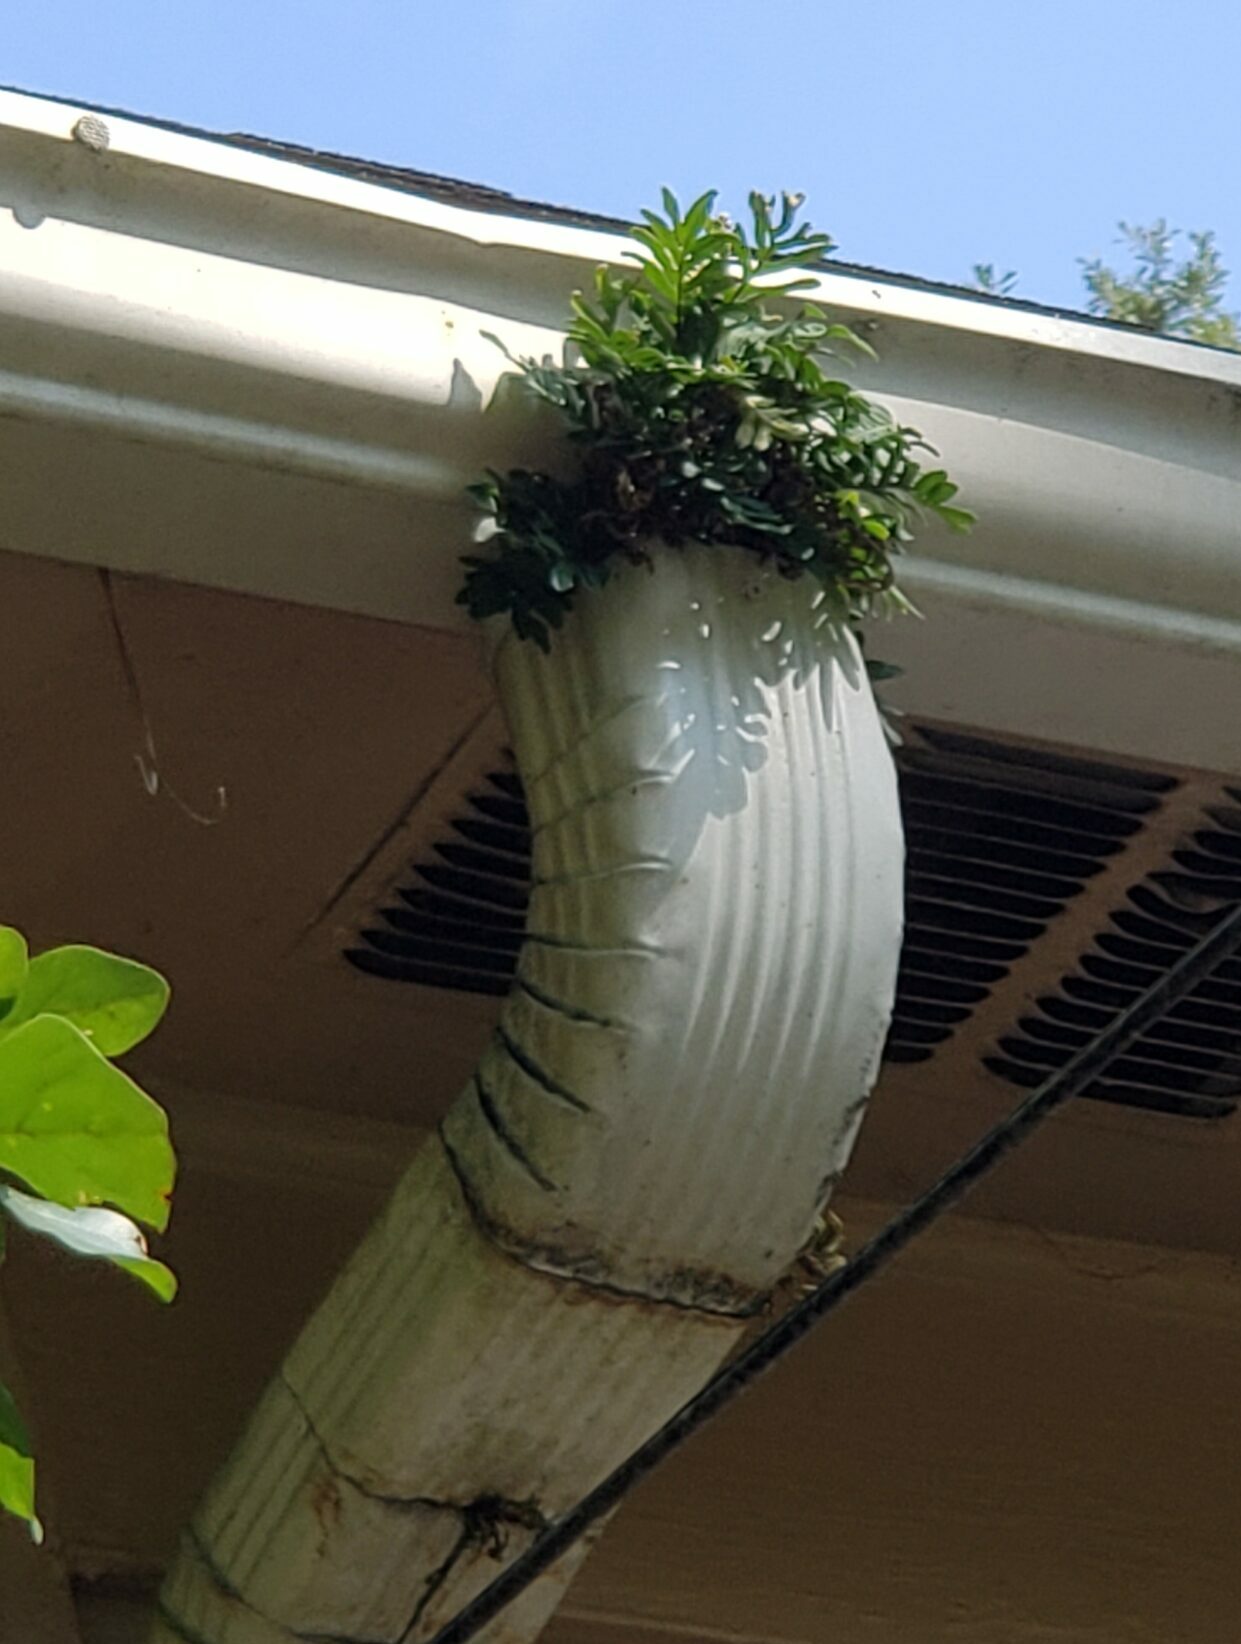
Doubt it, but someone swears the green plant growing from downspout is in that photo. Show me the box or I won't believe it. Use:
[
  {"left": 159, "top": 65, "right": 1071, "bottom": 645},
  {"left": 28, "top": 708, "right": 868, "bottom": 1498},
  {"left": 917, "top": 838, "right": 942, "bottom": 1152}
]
[
  {"left": 460, "top": 188, "right": 973, "bottom": 652},
  {"left": 0, "top": 926, "right": 175, "bottom": 1543}
]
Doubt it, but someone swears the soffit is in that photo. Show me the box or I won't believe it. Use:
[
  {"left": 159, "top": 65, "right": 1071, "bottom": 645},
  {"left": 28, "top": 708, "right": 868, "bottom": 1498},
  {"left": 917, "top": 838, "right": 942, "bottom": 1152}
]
[
  {"left": 4, "top": 550, "right": 1241, "bottom": 1268},
  {"left": 0, "top": 551, "right": 501, "bottom": 1124}
]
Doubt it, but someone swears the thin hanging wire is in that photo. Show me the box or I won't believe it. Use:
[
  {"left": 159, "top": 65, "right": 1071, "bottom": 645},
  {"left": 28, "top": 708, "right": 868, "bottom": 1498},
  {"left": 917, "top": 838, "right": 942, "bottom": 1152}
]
[
  {"left": 427, "top": 896, "right": 1241, "bottom": 1644},
  {"left": 99, "top": 568, "right": 227, "bottom": 826}
]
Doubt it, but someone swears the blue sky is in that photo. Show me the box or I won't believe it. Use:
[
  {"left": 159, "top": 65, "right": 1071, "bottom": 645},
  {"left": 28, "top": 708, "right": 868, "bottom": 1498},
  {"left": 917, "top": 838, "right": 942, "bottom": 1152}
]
[{"left": 6, "top": 0, "right": 1240, "bottom": 315}]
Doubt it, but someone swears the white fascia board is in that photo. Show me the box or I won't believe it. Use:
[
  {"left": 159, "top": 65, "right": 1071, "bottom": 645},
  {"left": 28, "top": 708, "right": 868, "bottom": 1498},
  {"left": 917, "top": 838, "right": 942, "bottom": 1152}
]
[
  {"left": 3, "top": 86, "right": 1239, "bottom": 389},
  {"left": 1, "top": 88, "right": 1240, "bottom": 767}
]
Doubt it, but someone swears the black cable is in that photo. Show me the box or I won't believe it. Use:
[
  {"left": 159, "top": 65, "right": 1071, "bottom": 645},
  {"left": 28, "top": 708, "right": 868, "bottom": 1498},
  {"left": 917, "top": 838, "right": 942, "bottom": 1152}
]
[{"left": 428, "top": 896, "right": 1241, "bottom": 1644}]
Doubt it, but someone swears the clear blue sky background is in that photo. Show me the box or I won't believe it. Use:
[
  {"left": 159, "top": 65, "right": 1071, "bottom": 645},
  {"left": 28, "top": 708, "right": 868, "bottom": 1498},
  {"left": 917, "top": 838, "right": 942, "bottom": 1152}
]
[{"left": 6, "top": 0, "right": 1240, "bottom": 314}]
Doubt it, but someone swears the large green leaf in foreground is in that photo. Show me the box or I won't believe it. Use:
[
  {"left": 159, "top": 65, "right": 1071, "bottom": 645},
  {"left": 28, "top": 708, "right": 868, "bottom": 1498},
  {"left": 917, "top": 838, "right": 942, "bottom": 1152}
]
[
  {"left": 0, "top": 1186, "right": 176, "bottom": 1302},
  {"left": 0, "top": 927, "right": 176, "bottom": 1542},
  {"left": 0, "top": 943, "right": 169, "bottom": 1056},
  {"left": 0, "top": 1376, "right": 40, "bottom": 1543},
  {"left": 0, "top": 1014, "right": 175, "bottom": 1230},
  {"left": 0, "top": 927, "right": 28, "bottom": 1019}
]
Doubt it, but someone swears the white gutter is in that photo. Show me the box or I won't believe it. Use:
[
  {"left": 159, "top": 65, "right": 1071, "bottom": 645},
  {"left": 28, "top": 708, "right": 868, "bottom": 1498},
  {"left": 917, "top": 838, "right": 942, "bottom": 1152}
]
[
  {"left": 0, "top": 88, "right": 1239, "bottom": 767},
  {"left": 3, "top": 87, "right": 1239, "bottom": 387}
]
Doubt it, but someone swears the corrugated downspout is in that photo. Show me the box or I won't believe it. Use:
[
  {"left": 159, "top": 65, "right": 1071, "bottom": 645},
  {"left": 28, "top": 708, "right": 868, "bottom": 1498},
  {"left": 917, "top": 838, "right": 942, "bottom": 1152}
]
[{"left": 154, "top": 545, "right": 904, "bottom": 1644}]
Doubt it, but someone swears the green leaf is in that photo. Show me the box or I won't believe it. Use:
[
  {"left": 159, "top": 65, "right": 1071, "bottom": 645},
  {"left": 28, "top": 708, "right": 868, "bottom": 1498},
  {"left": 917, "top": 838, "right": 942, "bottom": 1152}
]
[
  {"left": 0, "top": 1185, "right": 177, "bottom": 1302},
  {"left": 1, "top": 945, "right": 169, "bottom": 1057},
  {"left": 936, "top": 504, "right": 977, "bottom": 533},
  {"left": 111, "top": 1255, "right": 178, "bottom": 1302},
  {"left": 823, "top": 322, "right": 876, "bottom": 359},
  {"left": 0, "top": 1379, "right": 40, "bottom": 1542},
  {"left": 0, "top": 929, "right": 28, "bottom": 1022},
  {"left": 0, "top": 1015, "right": 175, "bottom": 1230},
  {"left": 865, "top": 659, "right": 905, "bottom": 683},
  {"left": 682, "top": 191, "right": 717, "bottom": 237}
]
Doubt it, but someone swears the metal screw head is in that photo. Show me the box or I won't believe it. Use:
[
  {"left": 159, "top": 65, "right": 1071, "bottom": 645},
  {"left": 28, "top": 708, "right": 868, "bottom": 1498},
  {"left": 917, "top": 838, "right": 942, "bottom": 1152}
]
[{"left": 71, "top": 115, "right": 111, "bottom": 152}]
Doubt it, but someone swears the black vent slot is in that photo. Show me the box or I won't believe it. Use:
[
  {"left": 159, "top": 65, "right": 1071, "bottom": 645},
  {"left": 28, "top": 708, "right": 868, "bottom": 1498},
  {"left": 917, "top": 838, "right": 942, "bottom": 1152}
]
[
  {"left": 883, "top": 727, "right": 1172, "bottom": 1065},
  {"left": 345, "top": 767, "right": 532, "bottom": 997},
  {"left": 987, "top": 792, "right": 1241, "bottom": 1121}
]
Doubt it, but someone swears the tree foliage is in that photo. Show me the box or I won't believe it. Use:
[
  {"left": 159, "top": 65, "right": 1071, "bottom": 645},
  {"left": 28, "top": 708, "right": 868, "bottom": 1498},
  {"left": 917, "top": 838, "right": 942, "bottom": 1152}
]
[
  {"left": 461, "top": 189, "right": 972, "bottom": 650},
  {"left": 971, "top": 221, "right": 1240, "bottom": 350},
  {"left": 971, "top": 263, "right": 1018, "bottom": 299},
  {"left": 0, "top": 928, "right": 174, "bottom": 1544},
  {"left": 1080, "top": 222, "right": 1240, "bottom": 349}
]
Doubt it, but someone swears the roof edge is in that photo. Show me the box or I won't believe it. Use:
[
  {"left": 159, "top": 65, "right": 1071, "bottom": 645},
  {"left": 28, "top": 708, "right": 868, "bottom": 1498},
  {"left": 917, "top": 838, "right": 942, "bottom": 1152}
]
[
  {"left": 2, "top": 84, "right": 1240, "bottom": 392},
  {"left": 2, "top": 86, "right": 1241, "bottom": 774}
]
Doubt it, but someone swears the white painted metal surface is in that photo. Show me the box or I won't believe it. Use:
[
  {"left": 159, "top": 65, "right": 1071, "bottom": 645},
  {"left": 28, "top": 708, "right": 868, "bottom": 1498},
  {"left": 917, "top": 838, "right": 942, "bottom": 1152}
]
[{"left": 152, "top": 548, "right": 903, "bottom": 1642}]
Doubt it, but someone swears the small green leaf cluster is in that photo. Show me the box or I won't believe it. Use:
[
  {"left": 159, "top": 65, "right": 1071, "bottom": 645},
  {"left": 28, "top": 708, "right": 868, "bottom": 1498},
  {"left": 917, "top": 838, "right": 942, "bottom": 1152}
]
[
  {"left": 971, "top": 262, "right": 1019, "bottom": 298},
  {"left": 460, "top": 189, "right": 973, "bottom": 649},
  {"left": 0, "top": 927, "right": 174, "bottom": 1544},
  {"left": 1080, "top": 221, "right": 1241, "bottom": 350},
  {"left": 972, "top": 221, "right": 1240, "bottom": 352}
]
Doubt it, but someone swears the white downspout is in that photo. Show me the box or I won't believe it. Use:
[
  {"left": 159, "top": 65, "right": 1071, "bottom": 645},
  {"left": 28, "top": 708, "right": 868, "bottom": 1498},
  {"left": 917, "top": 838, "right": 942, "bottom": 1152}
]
[{"left": 154, "top": 544, "right": 904, "bottom": 1644}]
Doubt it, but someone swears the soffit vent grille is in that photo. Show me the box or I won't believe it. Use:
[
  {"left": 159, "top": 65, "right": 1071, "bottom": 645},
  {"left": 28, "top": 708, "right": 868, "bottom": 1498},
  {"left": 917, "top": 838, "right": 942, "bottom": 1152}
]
[
  {"left": 345, "top": 766, "right": 531, "bottom": 997},
  {"left": 884, "top": 726, "right": 1175, "bottom": 1066},
  {"left": 987, "top": 791, "right": 1241, "bottom": 1120},
  {"left": 338, "top": 721, "right": 1241, "bottom": 1132},
  {"left": 343, "top": 726, "right": 1176, "bottom": 1034}
]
